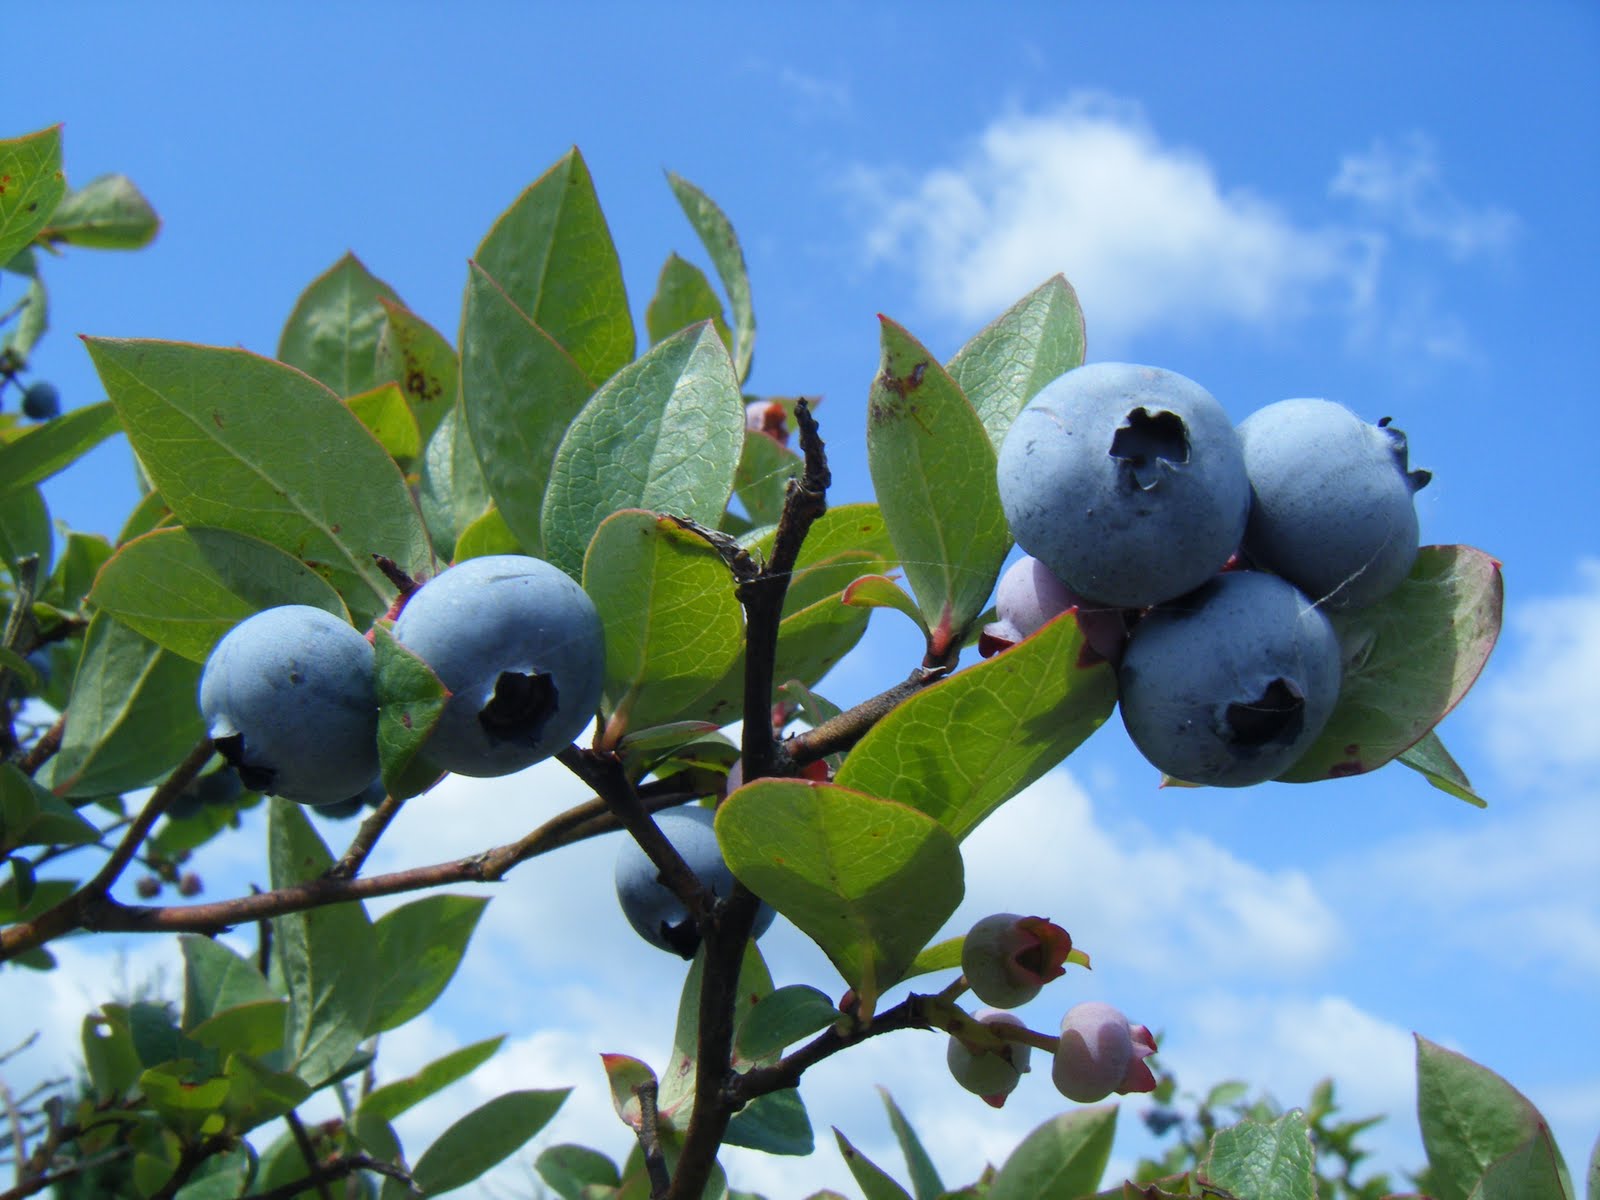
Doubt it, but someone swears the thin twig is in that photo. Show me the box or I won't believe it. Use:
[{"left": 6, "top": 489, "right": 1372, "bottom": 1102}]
[
  {"left": 285, "top": 1112, "right": 334, "bottom": 1200},
  {"left": 634, "top": 1080, "right": 671, "bottom": 1198}
]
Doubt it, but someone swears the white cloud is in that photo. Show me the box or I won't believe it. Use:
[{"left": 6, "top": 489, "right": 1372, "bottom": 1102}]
[
  {"left": 1332, "top": 134, "right": 1518, "bottom": 260},
  {"left": 854, "top": 95, "right": 1374, "bottom": 347},
  {"left": 953, "top": 771, "right": 1343, "bottom": 979},
  {"left": 1479, "top": 558, "right": 1600, "bottom": 784},
  {"left": 852, "top": 96, "right": 1510, "bottom": 359}
]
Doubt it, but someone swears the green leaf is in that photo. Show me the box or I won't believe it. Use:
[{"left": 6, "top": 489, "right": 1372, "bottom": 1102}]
[
  {"left": 90, "top": 526, "right": 350, "bottom": 663},
  {"left": 841, "top": 574, "right": 927, "bottom": 634},
  {"left": 835, "top": 1128, "right": 914, "bottom": 1200},
  {"left": 82, "top": 1009, "right": 142, "bottom": 1101},
  {"left": 748, "top": 502, "right": 899, "bottom": 616},
  {"left": 187, "top": 999, "right": 289, "bottom": 1060},
  {"left": 460, "top": 261, "right": 596, "bottom": 553},
  {"left": 1470, "top": 1123, "right": 1571, "bottom": 1200},
  {"left": 879, "top": 1089, "right": 944, "bottom": 1200},
  {"left": 1417, "top": 1034, "right": 1570, "bottom": 1200},
  {"left": 946, "top": 275, "right": 1085, "bottom": 450},
  {"left": 583, "top": 510, "right": 745, "bottom": 739},
  {"left": 660, "top": 941, "right": 774, "bottom": 1123},
  {"left": 0, "top": 764, "right": 98, "bottom": 850},
  {"left": 277, "top": 252, "right": 402, "bottom": 398},
  {"left": 0, "top": 126, "right": 66, "bottom": 265},
  {"left": 41, "top": 173, "right": 160, "bottom": 249},
  {"left": 542, "top": 321, "right": 745, "bottom": 579},
  {"left": 901, "top": 936, "right": 963, "bottom": 982},
  {"left": 85, "top": 338, "right": 433, "bottom": 626},
  {"left": 219, "top": 1053, "right": 312, "bottom": 1130},
  {"left": 43, "top": 530, "right": 112, "bottom": 614},
  {"left": 1202, "top": 1111, "right": 1316, "bottom": 1200},
  {"left": 347, "top": 381, "right": 422, "bottom": 463},
  {"left": 179, "top": 934, "right": 276, "bottom": 1029},
  {"left": 0, "top": 485, "right": 51, "bottom": 580},
  {"left": 394, "top": 1089, "right": 569, "bottom": 1199},
  {"left": 372, "top": 621, "right": 448, "bottom": 799},
  {"left": 648, "top": 252, "right": 734, "bottom": 353},
  {"left": 725, "top": 1088, "right": 814, "bottom": 1156},
  {"left": 453, "top": 503, "right": 523, "bottom": 560},
  {"left": 866, "top": 317, "right": 1010, "bottom": 656},
  {"left": 0, "top": 401, "right": 121, "bottom": 496},
  {"left": 717, "top": 779, "right": 963, "bottom": 1016},
  {"left": 138, "top": 1064, "right": 231, "bottom": 1131},
  {"left": 360, "top": 1035, "right": 505, "bottom": 1122},
  {"left": 375, "top": 297, "right": 457, "bottom": 445},
  {"left": 734, "top": 427, "right": 802, "bottom": 527},
  {"left": 836, "top": 610, "right": 1117, "bottom": 841},
  {"left": 1399, "top": 730, "right": 1487, "bottom": 808},
  {"left": 367, "top": 894, "right": 488, "bottom": 1033},
  {"left": 601, "top": 1053, "right": 655, "bottom": 1132},
  {"left": 987, "top": 1107, "right": 1117, "bottom": 1200},
  {"left": 735, "top": 985, "right": 840, "bottom": 1064},
  {"left": 116, "top": 487, "right": 173, "bottom": 545},
  {"left": 46, "top": 613, "right": 205, "bottom": 799},
  {"left": 667, "top": 172, "right": 756, "bottom": 385},
  {"left": 536, "top": 1144, "right": 623, "bottom": 1199},
  {"left": 0, "top": 272, "right": 47, "bottom": 362},
  {"left": 418, "top": 401, "right": 492, "bottom": 561},
  {"left": 1278, "top": 546, "right": 1503, "bottom": 783},
  {"left": 476, "top": 147, "right": 634, "bottom": 385},
  {"left": 269, "top": 799, "right": 379, "bottom": 1087}
]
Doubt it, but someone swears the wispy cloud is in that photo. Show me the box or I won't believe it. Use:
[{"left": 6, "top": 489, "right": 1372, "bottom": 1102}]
[
  {"left": 1332, "top": 134, "right": 1518, "bottom": 260},
  {"left": 851, "top": 95, "right": 1511, "bottom": 359}
]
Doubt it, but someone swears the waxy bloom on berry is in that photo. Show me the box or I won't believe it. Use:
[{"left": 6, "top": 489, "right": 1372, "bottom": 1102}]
[{"left": 946, "top": 1009, "right": 1032, "bottom": 1108}]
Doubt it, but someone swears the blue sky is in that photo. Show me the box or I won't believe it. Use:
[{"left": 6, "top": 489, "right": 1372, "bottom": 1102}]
[{"left": 6, "top": 3, "right": 1598, "bottom": 1195}]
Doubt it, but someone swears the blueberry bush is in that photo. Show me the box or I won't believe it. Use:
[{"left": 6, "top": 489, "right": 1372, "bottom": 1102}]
[{"left": 1, "top": 122, "right": 1582, "bottom": 1200}]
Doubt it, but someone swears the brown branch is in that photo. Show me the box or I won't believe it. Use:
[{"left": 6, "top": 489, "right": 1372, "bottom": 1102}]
[
  {"left": 16, "top": 715, "right": 63, "bottom": 777},
  {"left": 0, "top": 777, "right": 700, "bottom": 962},
  {"left": 327, "top": 790, "right": 409, "bottom": 880},
  {"left": 780, "top": 664, "right": 949, "bottom": 770},
  {"left": 666, "top": 400, "right": 833, "bottom": 1200},
  {"left": 0, "top": 1146, "right": 133, "bottom": 1200},
  {"left": 285, "top": 1112, "right": 334, "bottom": 1200},
  {"left": 634, "top": 1079, "right": 671, "bottom": 1198},
  {"left": 734, "top": 995, "right": 934, "bottom": 1104}
]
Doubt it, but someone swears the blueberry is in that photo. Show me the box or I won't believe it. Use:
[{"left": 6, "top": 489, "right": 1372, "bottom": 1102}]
[
  {"left": 1052, "top": 1001, "right": 1158, "bottom": 1103},
  {"left": 1238, "top": 398, "right": 1431, "bottom": 608},
  {"left": 997, "top": 363, "right": 1251, "bottom": 608},
  {"left": 613, "top": 806, "right": 776, "bottom": 959},
  {"left": 198, "top": 605, "right": 379, "bottom": 805},
  {"left": 392, "top": 555, "right": 605, "bottom": 777},
  {"left": 1117, "top": 571, "right": 1342, "bottom": 787},
  {"left": 946, "top": 1009, "right": 1032, "bottom": 1108},
  {"left": 20, "top": 381, "right": 60, "bottom": 420}
]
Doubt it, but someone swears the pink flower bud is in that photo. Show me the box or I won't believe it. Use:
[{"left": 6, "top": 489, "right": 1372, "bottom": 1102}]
[
  {"left": 962, "top": 913, "right": 1073, "bottom": 1008},
  {"left": 1052, "top": 1001, "right": 1158, "bottom": 1103},
  {"left": 746, "top": 399, "right": 790, "bottom": 445},
  {"left": 946, "top": 1009, "right": 1032, "bottom": 1108}
]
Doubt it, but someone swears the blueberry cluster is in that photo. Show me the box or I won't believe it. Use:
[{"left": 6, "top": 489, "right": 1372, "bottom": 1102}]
[
  {"left": 994, "top": 362, "right": 1431, "bottom": 787},
  {"left": 196, "top": 554, "right": 605, "bottom": 807}
]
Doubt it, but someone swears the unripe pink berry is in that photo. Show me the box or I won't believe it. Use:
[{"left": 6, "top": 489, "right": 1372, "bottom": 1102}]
[
  {"left": 946, "top": 1009, "right": 1032, "bottom": 1108},
  {"left": 962, "top": 913, "right": 1073, "bottom": 1008},
  {"left": 1051, "top": 1001, "right": 1158, "bottom": 1103}
]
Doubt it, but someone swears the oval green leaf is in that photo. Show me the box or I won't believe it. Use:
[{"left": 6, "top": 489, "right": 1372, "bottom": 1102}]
[
  {"left": 0, "top": 126, "right": 65, "bottom": 265},
  {"left": 541, "top": 321, "right": 745, "bottom": 579},
  {"left": 476, "top": 147, "right": 634, "bottom": 386},
  {"left": 41, "top": 173, "right": 160, "bottom": 250},
  {"left": 647, "top": 251, "right": 733, "bottom": 353},
  {"left": 987, "top": 1107, "right": 1117, "bottom": 1200},
  {"left": 1278, "top": 545, "right": 1503, "bottom": 783},
  {"left": 277, "top": 251, "right": 402, "bottom": 398},
  {"left": 1203, "top": 1112, "right": 1317, "bottom": 1200},
  {"left": 716, "top": 779, "right": 963, "bottom": 1016},
  {"left": 375, "top": 297, "right": 456, "bottom": 445},
  {"left": 85, "top": 338, "right": 432, "bottom": 626},
  {"left": 836, "top": 609, "right": 1117, "bottom": 841},
  {"left": 583, "top": 509, "right": 745, "bottom": 739},
  {"left": 667, "top": 172, "right": 756, "bottom": 385},
  {"left": 0, "top": 401, "right": 121, "bottom": 497},
  {"left": 946, "top": 274, "right": 1086, "bottom": 451},
  {"left": 866, "top": 317, "right": 1010, "bottom": 657},
  {"left": 461, "top": 261, "right": 595, "bottom": 552},
  {"left": 90, "top": 526, "right": 350, "bottom": 663}
]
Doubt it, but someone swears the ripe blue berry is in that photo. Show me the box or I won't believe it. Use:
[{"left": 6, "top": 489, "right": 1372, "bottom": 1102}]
[
  {"left": 199, "top": 605, "right": 379, "bottom": 805},
  {"left": 1238, "top": 398, "right": 1431, "bottom": 608},
  {"left": 20, "top": 381, "right": 60, "bottom": 420},
  {"left": 997, "top": 363, "right": 1250, "bottom": 608},
  {"left": 392, "top": 555, "right": 605, "bottom": 777},
  {"left": 1117, "top": 571, "right": 1342, "bottom": 787}
]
